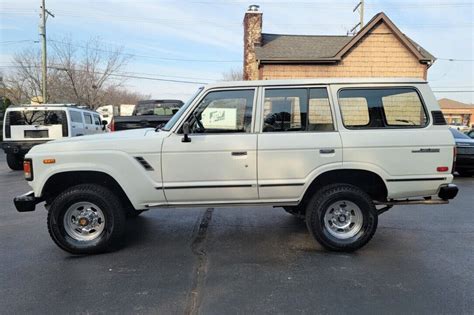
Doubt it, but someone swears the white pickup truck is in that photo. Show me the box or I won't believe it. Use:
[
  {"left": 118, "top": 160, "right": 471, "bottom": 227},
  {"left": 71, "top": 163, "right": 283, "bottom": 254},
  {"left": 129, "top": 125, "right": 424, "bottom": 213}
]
[{"left": 14, "top": 78, "right": 458, "bottom": 254}]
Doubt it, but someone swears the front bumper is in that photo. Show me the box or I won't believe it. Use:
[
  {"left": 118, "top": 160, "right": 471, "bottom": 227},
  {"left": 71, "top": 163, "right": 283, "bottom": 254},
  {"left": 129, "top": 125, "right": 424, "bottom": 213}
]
[
  {"left": 14, "top": 191, "right": 41, "bottom": 212},
  {"left": 438, "top": 184, "right": 458, "bottom": 200},
  {"left": 2, "top": 141, "right": 47, "bottom": 155}
]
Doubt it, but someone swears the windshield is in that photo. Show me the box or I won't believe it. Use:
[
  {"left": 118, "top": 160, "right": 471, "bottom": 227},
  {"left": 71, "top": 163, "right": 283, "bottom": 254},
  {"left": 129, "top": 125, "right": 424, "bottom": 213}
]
[
  {"left": 134, "top": 102, "right": 182, "bottom": 116},
  {"left": 450, "top": 128, "right": 471, "bottom": 140},
  {"left": 161, "top": 87, "right": 204, "bottom": 131}
]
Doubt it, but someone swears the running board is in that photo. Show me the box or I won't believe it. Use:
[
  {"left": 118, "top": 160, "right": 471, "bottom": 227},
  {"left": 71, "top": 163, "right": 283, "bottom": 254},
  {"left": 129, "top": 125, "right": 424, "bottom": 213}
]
[{"left": 374, "top": 199, "right": 449, "bottom": 206}]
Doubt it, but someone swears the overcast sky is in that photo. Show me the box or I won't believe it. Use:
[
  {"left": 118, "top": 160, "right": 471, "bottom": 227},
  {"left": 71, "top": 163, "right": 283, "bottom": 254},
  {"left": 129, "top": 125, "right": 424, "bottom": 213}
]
[{"left": 1, "top": 0, "right": 473, "bottom": 103}]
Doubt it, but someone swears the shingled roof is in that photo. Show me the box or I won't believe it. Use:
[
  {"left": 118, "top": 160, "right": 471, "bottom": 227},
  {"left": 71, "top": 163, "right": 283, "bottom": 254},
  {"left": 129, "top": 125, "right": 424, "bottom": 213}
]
[{"left": 255, "top": 12, "right": 435, "bottom": 64}]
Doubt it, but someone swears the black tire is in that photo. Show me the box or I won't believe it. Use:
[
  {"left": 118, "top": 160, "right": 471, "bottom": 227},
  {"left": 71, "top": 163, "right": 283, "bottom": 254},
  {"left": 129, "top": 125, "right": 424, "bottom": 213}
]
[
  {"left": 47, "top": 184, "right": 126, "bottom": 255},
  {"left": 6, "top": 153, "right": 23, "bottom": 170},
  {"left": 283, "top": 206, "right": 305, "bottom": 220},
  {"left": 305, "top": 184, "right": 378, "bottom": 252}
]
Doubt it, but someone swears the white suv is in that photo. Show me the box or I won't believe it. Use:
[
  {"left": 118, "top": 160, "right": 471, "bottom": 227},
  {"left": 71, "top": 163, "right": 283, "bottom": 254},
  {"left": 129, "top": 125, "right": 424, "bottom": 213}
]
[
  {"left": 2, "top": 104, "right": 106, "bottom": 170},
  {"left": 14, "top": 78, "right": 458, "bottom": 254}
]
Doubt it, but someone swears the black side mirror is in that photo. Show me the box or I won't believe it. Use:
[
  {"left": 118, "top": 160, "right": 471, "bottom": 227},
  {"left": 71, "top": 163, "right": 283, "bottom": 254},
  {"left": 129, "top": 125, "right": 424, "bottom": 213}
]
[
  {"left": 182, "top": 122, "right": 191, "bottom": 143},
  {"left": 101, "top": 120, "right": 108, "bottom": 131}
]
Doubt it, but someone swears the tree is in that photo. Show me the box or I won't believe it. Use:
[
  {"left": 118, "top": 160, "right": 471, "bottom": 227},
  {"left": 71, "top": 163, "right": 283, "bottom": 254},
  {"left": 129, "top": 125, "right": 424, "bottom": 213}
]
[
  {"left": 3, "top": 37, "right": 134, "bottom": 109},
  {"left": 222, "top": 68, "right": 243, "bottom": 81}
]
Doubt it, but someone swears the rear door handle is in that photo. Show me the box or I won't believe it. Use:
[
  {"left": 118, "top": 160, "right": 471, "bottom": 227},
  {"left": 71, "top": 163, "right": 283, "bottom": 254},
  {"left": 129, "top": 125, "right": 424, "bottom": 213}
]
[
  {"left": 231, "top": 151, "right": 247, "bottom": 156},
  {"left": 320, "top": 149, "right": 335, "bottom": 154}
]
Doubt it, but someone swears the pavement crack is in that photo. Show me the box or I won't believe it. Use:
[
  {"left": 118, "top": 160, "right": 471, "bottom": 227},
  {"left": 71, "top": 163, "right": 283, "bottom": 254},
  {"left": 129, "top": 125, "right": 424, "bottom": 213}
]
[{"left": 184, "top": 207, "right": 214, "bottom": 315}]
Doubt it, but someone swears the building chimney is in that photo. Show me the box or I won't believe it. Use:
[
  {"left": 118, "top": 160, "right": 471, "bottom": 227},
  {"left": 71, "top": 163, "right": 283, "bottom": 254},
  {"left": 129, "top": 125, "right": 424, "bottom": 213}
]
[{"left": 243, "top": 5, "right": 262, "bottom": 80}]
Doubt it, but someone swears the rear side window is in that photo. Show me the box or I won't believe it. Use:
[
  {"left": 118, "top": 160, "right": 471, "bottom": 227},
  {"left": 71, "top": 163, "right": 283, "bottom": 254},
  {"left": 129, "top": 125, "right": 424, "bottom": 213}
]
[
  {"left": 70, "top": 111, "right": 83, "bottom": 123},
  {"left": 338, "top": 88, "right": 428, "bottom": 128},
  {"left": 8, "top": 110, "right": 66, "bottom": 126},
  {"left": 263, "top": 87, "right": 334, "bottom": 132},
  {"left": 94, "top": 115, "right": 101, "bottom": 125},
  {"left": 83, "top": 113, "right": 93, "bottom": 125}
]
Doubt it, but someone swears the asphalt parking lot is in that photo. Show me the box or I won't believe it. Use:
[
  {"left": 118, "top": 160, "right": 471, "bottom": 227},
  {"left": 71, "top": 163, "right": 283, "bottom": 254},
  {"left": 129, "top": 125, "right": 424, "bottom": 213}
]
[{"left": 0, "top": 154, "right": 473, "bottom": 315}]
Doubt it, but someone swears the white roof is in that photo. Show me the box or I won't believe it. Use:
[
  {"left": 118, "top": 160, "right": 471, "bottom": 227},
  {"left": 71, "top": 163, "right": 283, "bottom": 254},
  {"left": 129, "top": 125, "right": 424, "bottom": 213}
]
[{"left": 205, "top": 77, "right": 427, "bottom": 89}]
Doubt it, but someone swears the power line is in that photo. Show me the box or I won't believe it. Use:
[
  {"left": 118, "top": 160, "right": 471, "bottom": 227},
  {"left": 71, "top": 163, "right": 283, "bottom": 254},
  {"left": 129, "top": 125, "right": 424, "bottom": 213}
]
[
  {"left": 0, "top": 64, "right": 214, "bottom": 84},
  {"left": 438, "top": 58, "right": 474, "bottom": 62},
  {"left": 47, "top": 39, "right": 241, "bottom": 63}
]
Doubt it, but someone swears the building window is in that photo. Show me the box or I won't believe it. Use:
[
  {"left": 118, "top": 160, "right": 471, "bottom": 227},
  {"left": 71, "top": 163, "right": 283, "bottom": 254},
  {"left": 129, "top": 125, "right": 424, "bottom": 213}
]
[
  {"left": 263, "top": 87, "right": 334, "bottom": 132},
  {"left": 339, "top": 88, "right": 428, "bottom": 128}
]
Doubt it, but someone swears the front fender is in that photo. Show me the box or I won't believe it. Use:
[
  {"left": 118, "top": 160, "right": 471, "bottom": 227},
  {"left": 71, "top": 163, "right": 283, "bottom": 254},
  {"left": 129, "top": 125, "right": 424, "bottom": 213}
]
[{"left": 28, "top": 150, "right": 164, "bottom": 209}]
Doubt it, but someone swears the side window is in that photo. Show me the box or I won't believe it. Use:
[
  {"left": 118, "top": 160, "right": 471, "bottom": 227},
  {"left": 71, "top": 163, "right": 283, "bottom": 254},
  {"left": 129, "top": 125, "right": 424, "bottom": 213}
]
[
  {"left": 186, "top": 89, "right": 254, "bottom": 133},
  {"left": 308, "top": 88, "right": 334, "bottom": 131},
  {"left": 263, "top": 87, "right": 334, "bottom": 132},
  {"left": 94, "top": 115, "right": 101, "bottom": 125},
  {"left": 339, "top": 88, "right": 428, "bottom": 128},
  {"left": 70, "top": 111, "right": 83, "bottom": 123},
  {"left": 83, "top": 113, "right": 93, "bottom": 125},
  {"left": 263, "top": 89, "right": 307, "bottom": 132}
]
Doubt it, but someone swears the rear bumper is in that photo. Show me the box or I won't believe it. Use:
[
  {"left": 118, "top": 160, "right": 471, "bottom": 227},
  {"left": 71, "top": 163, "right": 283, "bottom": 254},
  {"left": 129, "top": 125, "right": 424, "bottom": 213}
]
[
  {"left": 438, "top": 184, "right": 458, "bottom": 200},
  {"left": 2, "top": 141, "right": 47, "bottom": 155},
  {"left": 14, "top": 191, "right": 41, "bottom": 212}
]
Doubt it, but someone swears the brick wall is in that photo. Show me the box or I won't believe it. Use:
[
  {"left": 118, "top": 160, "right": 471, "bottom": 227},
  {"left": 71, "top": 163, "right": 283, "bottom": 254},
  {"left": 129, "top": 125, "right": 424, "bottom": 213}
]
[{"left": 260, "top": 22, "right": 427, "bottom": 80}]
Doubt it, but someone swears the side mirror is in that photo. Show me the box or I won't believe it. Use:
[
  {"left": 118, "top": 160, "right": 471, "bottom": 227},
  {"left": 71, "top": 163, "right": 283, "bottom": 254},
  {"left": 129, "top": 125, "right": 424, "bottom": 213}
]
[
  {"left": 101, "top": 120, "right": 108, "bottom": 131},
  {"left": 182, "top": 122, "right": 191, "bottom": 143}
]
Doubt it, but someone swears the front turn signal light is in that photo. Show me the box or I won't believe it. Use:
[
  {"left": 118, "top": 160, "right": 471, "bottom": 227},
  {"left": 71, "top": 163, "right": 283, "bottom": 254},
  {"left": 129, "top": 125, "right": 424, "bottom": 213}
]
[{"left": 23, "top": 159, "right": 33, "bottom": 181}]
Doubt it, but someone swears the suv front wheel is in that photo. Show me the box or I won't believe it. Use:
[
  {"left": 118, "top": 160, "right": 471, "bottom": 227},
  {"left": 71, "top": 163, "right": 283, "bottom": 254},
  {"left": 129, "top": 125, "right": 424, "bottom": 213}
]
[
  {"left": 305, "top": 184, "right": 378, "bottom": 252},
  {"left": 47, "top": 184, "right": 126, "bottom": 254}
]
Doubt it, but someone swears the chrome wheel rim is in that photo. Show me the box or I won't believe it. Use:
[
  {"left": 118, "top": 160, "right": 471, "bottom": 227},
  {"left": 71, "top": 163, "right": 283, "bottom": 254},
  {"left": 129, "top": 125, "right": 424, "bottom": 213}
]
[
  {"left": 323, "top": 200, "right": 363, "bottom": 239},
  {"left": 63, "top": 202, "right": 105, "bottom": 241}
]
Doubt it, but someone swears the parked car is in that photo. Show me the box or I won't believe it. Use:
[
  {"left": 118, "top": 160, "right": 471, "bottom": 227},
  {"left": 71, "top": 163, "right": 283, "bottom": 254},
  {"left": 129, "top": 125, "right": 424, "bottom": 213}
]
[
  {"left": 14, "top": 78, "right": 458, "bottom": 254},
  {"left": 2, "top": 104, "right": 107, "bottom": 170},
  {"left": 465, "top": 129, "right": 474, "bottom": 139},
  {"left": 450, "top": 128, "right": 474, "bottom": 176},
  {"left": 109, "top": 99, "right": 183, "bottom": 131}
]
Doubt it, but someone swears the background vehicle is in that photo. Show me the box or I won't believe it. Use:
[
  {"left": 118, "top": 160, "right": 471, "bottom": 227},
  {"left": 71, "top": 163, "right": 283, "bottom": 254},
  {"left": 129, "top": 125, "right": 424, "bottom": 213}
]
[
  {"left": 450, "top": 128, "right": 474, "bottom": 176},
  {"left": 448, "top": 123, "right": 470, "bottom": 132},
  {"left": 14, "top": 78, "right": 458, "bottom": 254},
  {"left": 2, "top": 104, "right": 106, "bottom": 170},
  {"left": 109, "top": 99, "right": 183, "bottom": 131},
  {"left": 465, "top": 129, "right": 474, "bottom": 139}
]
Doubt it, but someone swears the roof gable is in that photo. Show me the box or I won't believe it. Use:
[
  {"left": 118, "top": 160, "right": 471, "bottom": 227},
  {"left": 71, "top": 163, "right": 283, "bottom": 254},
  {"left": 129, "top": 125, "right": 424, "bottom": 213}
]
[
  {"left": 336, "top": 12, "right": 434, "bottom": 62},
  {"left": 255, "top": 12, "right": 434, "bottom": 64}
]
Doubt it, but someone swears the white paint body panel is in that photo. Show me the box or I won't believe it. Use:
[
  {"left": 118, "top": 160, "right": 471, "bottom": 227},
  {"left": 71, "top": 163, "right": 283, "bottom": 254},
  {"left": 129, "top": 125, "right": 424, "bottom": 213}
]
[{"left": 24, "top": 79, "right": 455, "bottom": 209}]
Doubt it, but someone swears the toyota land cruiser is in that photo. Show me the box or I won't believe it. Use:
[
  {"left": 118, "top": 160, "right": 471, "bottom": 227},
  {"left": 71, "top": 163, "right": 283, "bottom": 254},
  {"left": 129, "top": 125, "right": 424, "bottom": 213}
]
[{"left": 13, "top": 78, "right": 458, "bottom": 254}]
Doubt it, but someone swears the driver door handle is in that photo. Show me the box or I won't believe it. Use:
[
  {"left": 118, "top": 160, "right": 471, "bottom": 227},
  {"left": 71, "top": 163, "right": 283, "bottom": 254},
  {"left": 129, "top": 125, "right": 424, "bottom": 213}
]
[{"left": 231, "top": 151, "right": 247, "bottom": 156}]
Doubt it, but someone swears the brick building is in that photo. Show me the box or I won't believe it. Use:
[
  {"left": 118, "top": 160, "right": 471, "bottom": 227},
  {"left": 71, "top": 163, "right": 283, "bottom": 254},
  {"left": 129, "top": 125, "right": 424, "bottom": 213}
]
[
  {"left": 243, "top": 7, "right": 435, "bottom": 81},
  {"left": 438, "top": 98, "right": 474, "bottom": 128}
]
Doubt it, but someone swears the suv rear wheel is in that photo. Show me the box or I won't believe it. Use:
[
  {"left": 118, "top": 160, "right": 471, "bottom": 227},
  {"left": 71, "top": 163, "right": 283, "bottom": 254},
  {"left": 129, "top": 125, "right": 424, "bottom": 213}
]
[
  {"left": 6, "top": 153, "right": 23, "bottom": 171},
  {"left": 305, "top": 184, "right": 378, "bottom": 252},
  {"left": 47, "top": 184, "right": 126, "bottom": 254}
]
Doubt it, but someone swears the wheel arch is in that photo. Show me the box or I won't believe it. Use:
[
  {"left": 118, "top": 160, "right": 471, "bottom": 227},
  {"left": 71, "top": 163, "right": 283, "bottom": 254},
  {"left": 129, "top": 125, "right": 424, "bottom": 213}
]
[
  {"left": 41, "top": 171, "right": 134, "bottom": 210},
  {"left": 300, "top": 169, "right": 388, "bottom": 207}
]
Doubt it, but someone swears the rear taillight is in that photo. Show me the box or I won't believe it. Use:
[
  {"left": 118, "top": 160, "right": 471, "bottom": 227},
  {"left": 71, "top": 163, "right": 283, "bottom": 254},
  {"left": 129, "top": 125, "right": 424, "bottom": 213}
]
[
  {"left": 23, "top": 159, "right": 33, "bottom": 181},
  {"left": 4, "top": 112, "right": 11, "bottom": 138},
  {"left": 452, "top": 146, "right": 457, "bottom": 173},
  {"left": 60, "top": 111, "right": 69, "bottom": 137},
  {"left": 109, "top": 118, "right": 115, "bottom": 132}
]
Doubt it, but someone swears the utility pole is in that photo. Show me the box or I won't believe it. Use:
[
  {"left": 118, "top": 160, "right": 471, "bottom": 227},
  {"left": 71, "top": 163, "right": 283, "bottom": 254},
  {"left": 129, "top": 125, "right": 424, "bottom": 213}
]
[
  {"left": 349, "top": 0, "right": 365, "bottom": 35},
  {"left": 39, "top": 0, "right": 54, "bottom": 103}
]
